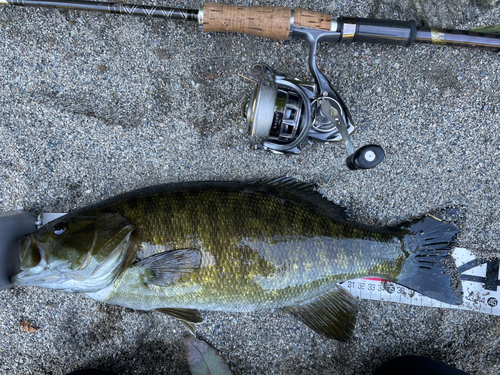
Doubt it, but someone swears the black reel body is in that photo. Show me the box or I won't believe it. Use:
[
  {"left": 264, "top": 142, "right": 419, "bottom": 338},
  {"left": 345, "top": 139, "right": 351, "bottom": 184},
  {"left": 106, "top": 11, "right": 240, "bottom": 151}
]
[{"left": 244, "top": 27, "right": 385, "bottom": 170}]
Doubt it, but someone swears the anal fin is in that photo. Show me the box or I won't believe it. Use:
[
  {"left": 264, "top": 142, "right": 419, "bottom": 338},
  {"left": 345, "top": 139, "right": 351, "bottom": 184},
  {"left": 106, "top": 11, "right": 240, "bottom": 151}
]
[
  {"left": 283, "top": 285, "right": 358, "bottom": 342},
  {"left": 156, "top": 307, "right": 203, "bottom": 323},
  {"left": 180, "top": 320, "right": 197, "bottom": 335},
  {"left": 156, "top": 307, "right": 204, "bottom": 335}
]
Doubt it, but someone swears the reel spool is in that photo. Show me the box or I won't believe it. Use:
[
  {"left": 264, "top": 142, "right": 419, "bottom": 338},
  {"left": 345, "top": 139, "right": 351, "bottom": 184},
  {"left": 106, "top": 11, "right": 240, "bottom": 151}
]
[
  {"left": 246, "top": 85, "right": 303, "bottom": 145},
  {"left": 244, "top": 64, "right": 384, "bottom": 170}
]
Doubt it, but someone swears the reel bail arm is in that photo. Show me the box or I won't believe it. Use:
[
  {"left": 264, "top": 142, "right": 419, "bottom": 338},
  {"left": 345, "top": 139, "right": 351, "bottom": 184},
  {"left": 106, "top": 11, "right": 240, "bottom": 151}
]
[{"left": 294, "top": 26, "right": 385, "bottom": 170}]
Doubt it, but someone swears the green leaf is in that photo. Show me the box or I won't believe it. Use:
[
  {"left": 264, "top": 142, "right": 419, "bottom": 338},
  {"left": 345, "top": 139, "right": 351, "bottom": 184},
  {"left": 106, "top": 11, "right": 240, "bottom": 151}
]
[
  {"left": 184, "top": 335, "right": 233, "bottom": 375},
  {"left": 471, "top": 25, "right": 500, "bottom": 34}
]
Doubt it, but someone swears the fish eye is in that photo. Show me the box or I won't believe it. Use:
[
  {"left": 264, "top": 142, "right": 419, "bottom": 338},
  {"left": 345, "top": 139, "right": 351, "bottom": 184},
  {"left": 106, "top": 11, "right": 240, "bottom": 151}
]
[{"left": 53, "top": 223, "right": 68, "bottom": 235}]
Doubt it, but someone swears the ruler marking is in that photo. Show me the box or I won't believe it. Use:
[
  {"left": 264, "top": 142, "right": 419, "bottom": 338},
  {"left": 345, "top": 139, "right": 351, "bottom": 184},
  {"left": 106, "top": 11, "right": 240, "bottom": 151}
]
[
  {"left": 462, "top": 275, "right": 486, "bottom": 283},
  {"left": 459, "top": 258, "right": 484, "bottom": 273},
  {"left": 485, "top": 259, "right": 500, "bottom": 291}
]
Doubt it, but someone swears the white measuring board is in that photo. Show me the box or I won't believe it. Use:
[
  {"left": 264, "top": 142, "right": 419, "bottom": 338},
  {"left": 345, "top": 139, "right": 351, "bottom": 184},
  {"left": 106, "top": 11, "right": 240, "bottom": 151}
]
[
  {"left": 40, "top": 212, "right": 66, "bottom": 226},
  {"left": 340, "top": 248, "right": 500, "bottom": 316}
]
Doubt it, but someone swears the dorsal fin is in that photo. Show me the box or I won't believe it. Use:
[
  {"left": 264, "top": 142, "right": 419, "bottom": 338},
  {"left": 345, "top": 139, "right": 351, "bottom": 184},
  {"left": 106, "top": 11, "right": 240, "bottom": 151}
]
[
  {"left": 180, "top": 320, "right": 197, "bottom": 335},
  {"left": 249, "top": 177, "right": 352, "bottom": 222}
]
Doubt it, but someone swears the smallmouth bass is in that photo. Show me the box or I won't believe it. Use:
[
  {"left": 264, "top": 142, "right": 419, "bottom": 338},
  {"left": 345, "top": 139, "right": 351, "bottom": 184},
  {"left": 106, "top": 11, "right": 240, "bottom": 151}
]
[{"left": 13, "top": 178, "right": 462, "bottom": 341}]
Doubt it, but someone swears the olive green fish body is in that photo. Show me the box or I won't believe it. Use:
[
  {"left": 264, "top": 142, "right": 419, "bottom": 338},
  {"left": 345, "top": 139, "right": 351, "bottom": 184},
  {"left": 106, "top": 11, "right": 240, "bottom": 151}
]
[
  {"left": 81, "top": 181, "right": 406, "bottom": 311},
  {"left": 14, "top": 178, "right": 462, "bottom": 341}
]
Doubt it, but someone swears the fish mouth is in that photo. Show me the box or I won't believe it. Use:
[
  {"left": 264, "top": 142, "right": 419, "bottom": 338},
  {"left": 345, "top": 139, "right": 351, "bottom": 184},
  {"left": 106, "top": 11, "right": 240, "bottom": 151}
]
[
  {"left": 19, "top": 234, "right": 44, "bottom": 270},
  {"left": 12, "top": 235, "right": 48, "bottom": 286}
]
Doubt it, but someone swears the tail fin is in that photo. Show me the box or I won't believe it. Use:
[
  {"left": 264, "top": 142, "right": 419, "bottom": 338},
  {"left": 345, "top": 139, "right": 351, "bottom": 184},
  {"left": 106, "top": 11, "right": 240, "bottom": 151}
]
[{"left": 395, "top": 215, "right": 462, "bottom": 305}]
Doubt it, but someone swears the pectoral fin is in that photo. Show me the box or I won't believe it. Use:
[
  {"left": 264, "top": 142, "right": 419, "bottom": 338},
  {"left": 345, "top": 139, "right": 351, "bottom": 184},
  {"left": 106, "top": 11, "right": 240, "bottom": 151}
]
[
  {"left": 137, "top": 249, "right": 202, "bottom": 286},
  {"left": 156, "top": 308, "right": 204, "bottom": 334},
  {"left": 283, "top": 285, "right": 358, "bottom": 342}
]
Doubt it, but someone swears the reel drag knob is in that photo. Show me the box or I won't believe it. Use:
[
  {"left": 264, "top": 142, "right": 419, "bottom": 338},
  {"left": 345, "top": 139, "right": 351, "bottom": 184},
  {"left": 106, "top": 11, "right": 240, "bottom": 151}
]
[{"left": 346, "top": 145, "right": 385, "bottom": 170}]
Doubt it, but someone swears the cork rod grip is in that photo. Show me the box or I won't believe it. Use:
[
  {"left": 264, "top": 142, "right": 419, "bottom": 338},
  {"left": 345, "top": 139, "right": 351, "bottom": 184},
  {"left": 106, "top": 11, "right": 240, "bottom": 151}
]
[
  {"left": 294, "top": 9, "right": 333, "bottom": 31},
  {"left": 202, "top": 2, "right": 292, "bottom": 40}
]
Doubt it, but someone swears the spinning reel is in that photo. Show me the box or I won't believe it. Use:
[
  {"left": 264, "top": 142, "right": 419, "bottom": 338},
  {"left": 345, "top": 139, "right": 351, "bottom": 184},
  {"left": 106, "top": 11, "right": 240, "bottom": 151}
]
[{"left": 244, "top": 28, "right": 385, "bottom": 170}]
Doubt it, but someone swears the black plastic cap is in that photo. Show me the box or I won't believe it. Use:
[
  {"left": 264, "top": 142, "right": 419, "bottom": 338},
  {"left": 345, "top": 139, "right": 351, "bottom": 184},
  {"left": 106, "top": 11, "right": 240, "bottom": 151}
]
[{"left": 346, "top": 144, "right": 385, "bottom": 170}]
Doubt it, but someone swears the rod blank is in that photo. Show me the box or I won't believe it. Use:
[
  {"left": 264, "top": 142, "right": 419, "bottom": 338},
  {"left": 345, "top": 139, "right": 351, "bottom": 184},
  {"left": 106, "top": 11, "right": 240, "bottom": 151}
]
[
  {"left": 1, "top": 0, "right": 199, "bottom": 21},
  {"left": 1, "top": 0, "right": 499, "bottom": 51}
]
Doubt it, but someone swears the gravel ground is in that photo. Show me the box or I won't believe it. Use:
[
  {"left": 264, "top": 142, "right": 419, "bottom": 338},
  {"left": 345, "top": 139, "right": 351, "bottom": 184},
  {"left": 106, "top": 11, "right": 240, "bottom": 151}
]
[{"left": 1, "top": 0, "right": 500, "bottom": 374}]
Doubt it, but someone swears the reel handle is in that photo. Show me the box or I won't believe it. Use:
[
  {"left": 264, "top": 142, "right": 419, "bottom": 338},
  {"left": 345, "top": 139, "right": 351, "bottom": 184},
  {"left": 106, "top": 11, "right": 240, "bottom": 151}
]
[
  {"left": 318, "top": 100, "right": 384, "bottom": 170},
  {"left": 346, "top": 145, "right": 385, "bottom": 170}
]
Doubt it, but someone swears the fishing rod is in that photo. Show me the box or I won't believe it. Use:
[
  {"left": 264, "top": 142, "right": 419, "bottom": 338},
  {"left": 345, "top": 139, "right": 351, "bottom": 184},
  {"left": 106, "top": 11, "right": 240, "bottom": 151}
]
[{"left": 2, "top": 1, "right": 500, "bottom": 169}]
